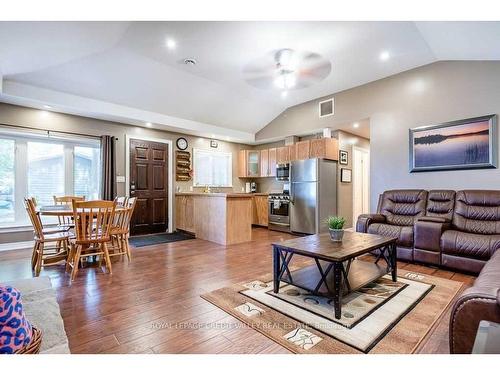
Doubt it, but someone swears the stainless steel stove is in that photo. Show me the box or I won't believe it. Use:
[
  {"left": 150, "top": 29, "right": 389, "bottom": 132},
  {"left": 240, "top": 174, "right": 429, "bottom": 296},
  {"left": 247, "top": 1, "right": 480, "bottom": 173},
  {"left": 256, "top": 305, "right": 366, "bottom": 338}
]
[{"left": 268, "top": 193, "right": 290, "bottom": 233}]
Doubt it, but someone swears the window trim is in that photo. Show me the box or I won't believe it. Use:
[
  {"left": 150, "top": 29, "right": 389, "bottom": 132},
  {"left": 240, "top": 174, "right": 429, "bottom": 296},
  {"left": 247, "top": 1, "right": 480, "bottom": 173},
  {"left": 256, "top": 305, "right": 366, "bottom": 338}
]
[{"left": 192, "top": 148, "right": 233, "bottom": 188}]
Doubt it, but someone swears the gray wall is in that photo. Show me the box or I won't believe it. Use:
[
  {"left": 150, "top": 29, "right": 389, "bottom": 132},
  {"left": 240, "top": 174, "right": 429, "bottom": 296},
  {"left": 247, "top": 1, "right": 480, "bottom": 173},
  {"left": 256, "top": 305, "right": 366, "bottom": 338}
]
[{"left": 257, "top": 61, "right": 500, "bottom": 211}]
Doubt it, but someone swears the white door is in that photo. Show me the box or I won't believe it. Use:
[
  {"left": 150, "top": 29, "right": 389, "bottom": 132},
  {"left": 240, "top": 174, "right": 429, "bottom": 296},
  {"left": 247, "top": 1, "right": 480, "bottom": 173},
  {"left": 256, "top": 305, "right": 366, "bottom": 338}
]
[{"left": 353, "top": 147, "right": 370, "bottom": 225}]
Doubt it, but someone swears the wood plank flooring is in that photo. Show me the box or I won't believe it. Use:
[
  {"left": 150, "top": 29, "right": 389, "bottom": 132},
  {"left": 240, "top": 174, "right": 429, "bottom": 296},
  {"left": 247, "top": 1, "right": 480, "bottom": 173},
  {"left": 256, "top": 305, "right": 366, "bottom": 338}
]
[{"left": 0, "top": 228, "right": 475, "bottom": 354}]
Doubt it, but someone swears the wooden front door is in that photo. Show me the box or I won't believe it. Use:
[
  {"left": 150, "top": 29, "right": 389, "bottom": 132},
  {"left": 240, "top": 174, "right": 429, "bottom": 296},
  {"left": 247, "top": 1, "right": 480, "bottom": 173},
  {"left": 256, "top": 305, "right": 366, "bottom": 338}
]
[{"left": 129, "top": 138, "right": 168, "bottom": 235}]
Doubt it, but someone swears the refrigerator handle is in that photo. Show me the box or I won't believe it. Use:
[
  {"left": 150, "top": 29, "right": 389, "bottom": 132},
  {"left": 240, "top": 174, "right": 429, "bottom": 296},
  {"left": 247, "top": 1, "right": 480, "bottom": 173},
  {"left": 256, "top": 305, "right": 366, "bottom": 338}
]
[{"left": 289, "top": 163, "right": 294, "bottom": 204}]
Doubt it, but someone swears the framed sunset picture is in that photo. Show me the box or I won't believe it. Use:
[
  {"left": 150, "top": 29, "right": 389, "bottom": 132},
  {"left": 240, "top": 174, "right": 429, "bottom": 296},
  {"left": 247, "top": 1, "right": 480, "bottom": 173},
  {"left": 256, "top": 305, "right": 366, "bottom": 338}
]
[{"left": 409, "top": 115, "right": 498, "bottom": 172}]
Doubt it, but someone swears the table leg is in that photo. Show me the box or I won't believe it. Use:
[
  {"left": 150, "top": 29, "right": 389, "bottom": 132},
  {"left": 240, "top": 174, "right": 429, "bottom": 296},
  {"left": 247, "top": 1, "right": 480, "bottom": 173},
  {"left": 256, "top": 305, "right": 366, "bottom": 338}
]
[
  {"left": 333, "top": 261, "right": 343, "bottom": 319},
  {"left": 391, "top": 242, "right": 397, "bottom": 282},
  {"left": 273, "top": 246, "right": 280, "bottom": 293}
]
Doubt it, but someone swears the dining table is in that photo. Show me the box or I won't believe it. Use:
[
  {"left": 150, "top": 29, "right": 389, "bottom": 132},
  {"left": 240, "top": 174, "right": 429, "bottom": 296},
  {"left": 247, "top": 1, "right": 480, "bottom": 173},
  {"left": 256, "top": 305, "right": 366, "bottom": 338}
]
[{"left": 36, "top": 204, "right": 126, "bottom": 216}]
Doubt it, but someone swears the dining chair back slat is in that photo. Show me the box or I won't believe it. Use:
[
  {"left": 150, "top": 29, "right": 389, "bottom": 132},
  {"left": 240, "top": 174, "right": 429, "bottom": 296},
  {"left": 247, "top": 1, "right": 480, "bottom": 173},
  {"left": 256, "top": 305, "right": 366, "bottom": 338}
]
[{"left": 72, "top": 200, "right": 116, "bottom": 243}]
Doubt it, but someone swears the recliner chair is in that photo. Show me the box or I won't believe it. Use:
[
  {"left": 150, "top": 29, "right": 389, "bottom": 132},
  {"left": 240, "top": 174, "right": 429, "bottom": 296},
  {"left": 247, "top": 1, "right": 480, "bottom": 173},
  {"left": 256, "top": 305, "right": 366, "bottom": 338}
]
[{"left": 357, "top": 189, "right": 428, "bottom": 261}]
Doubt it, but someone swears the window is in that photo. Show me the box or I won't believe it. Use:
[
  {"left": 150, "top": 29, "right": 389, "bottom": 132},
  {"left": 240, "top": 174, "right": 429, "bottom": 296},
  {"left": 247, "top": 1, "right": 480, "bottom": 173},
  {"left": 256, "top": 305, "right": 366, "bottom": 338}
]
[
  {"left": 193, "top": 148, "right": 232, "bottom": 187},
  {"left": 0, "top": 139, "right": 15, "bottom": 224},
  {"left": 74, "top": 146, "right": 101, "bottom": 200},
  {"left": 0, "top": 128, "right": 101, "bottom": 227}
]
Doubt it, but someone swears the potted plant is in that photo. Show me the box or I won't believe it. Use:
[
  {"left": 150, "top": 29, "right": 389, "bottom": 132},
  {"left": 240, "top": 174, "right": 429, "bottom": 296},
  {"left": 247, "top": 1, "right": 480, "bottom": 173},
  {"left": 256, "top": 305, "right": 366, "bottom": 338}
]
[{"left": 326, "top": 216, "right": 346, "bottom": 242}]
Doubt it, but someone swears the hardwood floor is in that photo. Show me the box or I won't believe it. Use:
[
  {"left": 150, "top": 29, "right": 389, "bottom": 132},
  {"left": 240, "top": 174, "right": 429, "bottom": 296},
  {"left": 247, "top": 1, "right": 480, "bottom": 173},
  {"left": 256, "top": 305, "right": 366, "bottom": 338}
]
[{"left": 0, "top": 228, "right": 475, "bottom": 354}]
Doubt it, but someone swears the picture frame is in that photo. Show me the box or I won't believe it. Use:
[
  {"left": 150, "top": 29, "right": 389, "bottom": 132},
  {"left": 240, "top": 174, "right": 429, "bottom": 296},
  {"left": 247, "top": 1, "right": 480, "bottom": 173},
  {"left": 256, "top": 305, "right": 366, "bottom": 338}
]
[
  {"left": 340, "top": 168, "right": 352, "bottom": 183},
  {"left": 409, "top": 114, "right": 498, "bottom": 172},
  {"left": 339, "top": 150, "right": 348, "bottom": 165}
]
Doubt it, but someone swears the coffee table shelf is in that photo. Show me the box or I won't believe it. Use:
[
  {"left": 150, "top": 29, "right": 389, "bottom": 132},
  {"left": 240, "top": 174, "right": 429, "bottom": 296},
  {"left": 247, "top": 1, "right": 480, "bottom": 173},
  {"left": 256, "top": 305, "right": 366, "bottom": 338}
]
[{"left": 281, "top": 259, "right": 388, "bottom": 296}]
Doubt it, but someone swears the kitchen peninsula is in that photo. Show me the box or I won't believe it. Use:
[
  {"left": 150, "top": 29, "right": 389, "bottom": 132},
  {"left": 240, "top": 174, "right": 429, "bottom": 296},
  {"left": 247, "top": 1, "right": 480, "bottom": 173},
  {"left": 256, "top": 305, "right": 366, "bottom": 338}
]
[{"left": 175, "top": 192, "right": 255, "bottom": 245}]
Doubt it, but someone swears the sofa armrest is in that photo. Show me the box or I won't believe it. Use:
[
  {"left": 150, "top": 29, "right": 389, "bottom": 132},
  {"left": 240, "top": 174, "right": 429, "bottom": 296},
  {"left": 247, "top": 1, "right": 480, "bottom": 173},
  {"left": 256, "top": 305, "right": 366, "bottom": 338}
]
[
  {"left": 449, "top": 286, "right": 500, "bottom": 353},
  {"left": 416, "top": 216, "right": 451, "bottom": 224},
  {"left": 356, "top": 214, "right": 386, "bottom": 233},
  {"left": 414, "top": 219, "right": 450, "bottom": 252}
]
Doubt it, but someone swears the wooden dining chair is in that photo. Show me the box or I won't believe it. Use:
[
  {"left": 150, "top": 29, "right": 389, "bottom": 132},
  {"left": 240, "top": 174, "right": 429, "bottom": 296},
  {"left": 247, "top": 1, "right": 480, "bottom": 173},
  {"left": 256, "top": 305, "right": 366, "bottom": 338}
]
[
  {"left": 53, "top": 195, "right": 85, "bottom": 228},
  {"left": 23, "top": 198, "right": 71, "bottom": 276},
  {"left": 114, "top": 196, "right": 129, "bottom": 207},
  {"left": 109, "top": 197, "right": 136, "bottom": 261},
  {"left": 66, "top": 200, "right": 116, "bottom": 281}
]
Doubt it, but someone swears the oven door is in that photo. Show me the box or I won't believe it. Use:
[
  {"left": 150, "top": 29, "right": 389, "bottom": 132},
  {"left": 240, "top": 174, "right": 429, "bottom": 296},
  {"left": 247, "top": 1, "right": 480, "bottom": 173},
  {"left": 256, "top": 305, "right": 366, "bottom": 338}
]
[{"left": 269, "top": 200, "right": 290, "bottom": 227}]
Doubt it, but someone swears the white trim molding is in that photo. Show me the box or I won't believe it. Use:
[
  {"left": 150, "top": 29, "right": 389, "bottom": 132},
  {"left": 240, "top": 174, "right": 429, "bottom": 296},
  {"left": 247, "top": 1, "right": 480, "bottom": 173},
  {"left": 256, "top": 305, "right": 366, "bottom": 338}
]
[{"left": 125, "top": 134, "right": 173, "bottom": 233}]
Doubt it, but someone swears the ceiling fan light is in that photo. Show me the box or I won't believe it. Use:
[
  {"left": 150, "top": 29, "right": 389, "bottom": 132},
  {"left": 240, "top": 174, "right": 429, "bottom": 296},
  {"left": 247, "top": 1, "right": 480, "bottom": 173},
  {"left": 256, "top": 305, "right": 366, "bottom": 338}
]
[{"left": 274, "top": 72, "right": 296, "bottom": 90}]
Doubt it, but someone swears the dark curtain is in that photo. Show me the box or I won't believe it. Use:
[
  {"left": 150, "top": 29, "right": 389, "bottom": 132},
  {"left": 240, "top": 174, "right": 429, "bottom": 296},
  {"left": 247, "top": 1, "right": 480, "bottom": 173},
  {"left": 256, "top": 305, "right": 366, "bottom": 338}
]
[{"left": 100, "top": 135, "right": 116, "bottom": 200}]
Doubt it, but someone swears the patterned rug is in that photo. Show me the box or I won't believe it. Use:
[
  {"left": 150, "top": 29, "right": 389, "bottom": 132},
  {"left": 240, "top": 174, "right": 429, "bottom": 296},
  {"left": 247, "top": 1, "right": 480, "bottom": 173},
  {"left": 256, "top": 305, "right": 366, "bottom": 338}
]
[{"left": 201, "top": 270, "right": 463, "bottom": 354}]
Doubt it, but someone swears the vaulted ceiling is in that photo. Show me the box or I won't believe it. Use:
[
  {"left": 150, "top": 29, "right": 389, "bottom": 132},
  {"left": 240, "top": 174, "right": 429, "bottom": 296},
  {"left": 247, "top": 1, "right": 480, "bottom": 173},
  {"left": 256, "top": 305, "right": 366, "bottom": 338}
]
[{"left": 1, "top": 21, "right": 499, "bottom": 143}]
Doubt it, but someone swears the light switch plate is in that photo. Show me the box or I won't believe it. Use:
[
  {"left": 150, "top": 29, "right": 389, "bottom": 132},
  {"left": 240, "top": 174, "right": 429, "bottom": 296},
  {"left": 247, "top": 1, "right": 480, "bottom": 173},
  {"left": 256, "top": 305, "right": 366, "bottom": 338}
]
[{"left": 116, "top": 175, "right": 125, "bottom": 183}]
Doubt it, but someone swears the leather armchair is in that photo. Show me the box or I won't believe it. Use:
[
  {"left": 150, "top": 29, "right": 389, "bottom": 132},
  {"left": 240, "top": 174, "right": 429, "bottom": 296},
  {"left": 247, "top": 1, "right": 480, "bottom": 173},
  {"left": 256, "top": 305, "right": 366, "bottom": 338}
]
[
  {"left": 450, "top": 250, "right": 500, "bottom": 353},
  {"left": 356, "top": 190, "right": 428, "bottom": 261}
]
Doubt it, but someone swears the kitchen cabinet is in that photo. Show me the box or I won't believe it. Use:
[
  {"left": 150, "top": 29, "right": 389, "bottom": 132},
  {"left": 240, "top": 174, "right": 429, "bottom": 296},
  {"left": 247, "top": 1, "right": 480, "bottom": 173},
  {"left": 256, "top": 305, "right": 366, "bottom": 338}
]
[
  {"left": 238, "top": 150, "right": 260, "bottom": 177},
  {"left": 268, "top": 148, "right": 277, "bottom": 177},
  {"left": 260, "top": 149, "right": 269, "bottom": 177},
  {"left": 276, "top": 146, "right": 290, "bottom": 164},
  {"left": 252, "top": 195, "right": 269, "bottom": 226},
  {"left": 296, "top": 140, "right": 311, "bottom": 160},
  {"left": 310, "top": 138, "right": 339, "bottom": 160},
  {"left": 288, "top": 144, "right": 297, "bottom": 161},
  {"left": 175, "top": 195, "right": 195, "bottom": 233}
]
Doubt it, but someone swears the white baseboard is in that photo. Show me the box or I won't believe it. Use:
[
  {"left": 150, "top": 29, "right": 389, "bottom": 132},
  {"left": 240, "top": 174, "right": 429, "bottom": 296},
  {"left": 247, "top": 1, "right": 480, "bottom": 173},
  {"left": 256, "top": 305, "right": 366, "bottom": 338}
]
[{"left": 0, "top": 241, "right": 34, "bottom": 252}]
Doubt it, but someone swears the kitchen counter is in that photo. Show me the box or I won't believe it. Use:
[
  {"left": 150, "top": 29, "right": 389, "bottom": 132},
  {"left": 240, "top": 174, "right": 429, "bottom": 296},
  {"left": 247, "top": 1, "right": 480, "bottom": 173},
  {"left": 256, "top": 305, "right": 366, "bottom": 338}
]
[
  {"left": 175, "top": 192, "right": 256, "bottom": 245},
  {"left": 175, "top": 192, "right": 268, "bottom": 197}
]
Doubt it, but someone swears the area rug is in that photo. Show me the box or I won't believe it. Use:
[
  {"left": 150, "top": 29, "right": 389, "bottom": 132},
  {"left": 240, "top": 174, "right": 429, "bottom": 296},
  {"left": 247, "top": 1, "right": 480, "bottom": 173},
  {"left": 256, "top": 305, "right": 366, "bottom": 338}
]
[
  {"left": 5, "top": 277, "right": 71, "bottom": 354},
  {"left": 129, "top": 231, "right": 195, "bottom": 247},
  {"left": 201, "top": 270, "right": 463, "bottom": 354}
]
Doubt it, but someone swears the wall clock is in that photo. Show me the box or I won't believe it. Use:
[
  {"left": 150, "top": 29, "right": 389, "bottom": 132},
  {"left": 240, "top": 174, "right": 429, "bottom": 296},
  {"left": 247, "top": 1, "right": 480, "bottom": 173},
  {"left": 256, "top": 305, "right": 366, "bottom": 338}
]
[{"left": 176, "top": 137, "right": 188, "bottom": 150}]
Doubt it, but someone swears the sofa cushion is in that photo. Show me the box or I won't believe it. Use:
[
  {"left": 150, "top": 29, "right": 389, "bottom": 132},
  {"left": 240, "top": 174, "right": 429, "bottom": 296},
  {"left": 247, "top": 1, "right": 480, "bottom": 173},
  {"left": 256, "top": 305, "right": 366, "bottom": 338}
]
[
  {"left": 453, "top": 190, "right": 500, "bottom": 235},
  {"left": 368, "top": 223, "right": 414, "bottom": 248},
  {"left": 426, "top": 190, "right": 455, "bottom": 220},
  {"left": 379, "top": 190, "right": 427, "bottom": 226},
  {"left": 441, "top": 230, "right": 500, "bottom": 260}
]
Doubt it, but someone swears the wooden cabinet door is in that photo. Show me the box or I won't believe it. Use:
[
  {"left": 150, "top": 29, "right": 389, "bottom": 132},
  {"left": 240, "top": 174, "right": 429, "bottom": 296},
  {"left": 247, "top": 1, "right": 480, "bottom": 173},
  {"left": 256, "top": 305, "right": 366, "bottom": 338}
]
[
  {"left": 268, "top": 148, "right": 277, "bottom": 177},
  {"left": 237, "top": 150, "right": 248, "bottom": 177},
  {"left": 130, "top": 138, "right": 168, "bottom": 235},
  {"left": 175, "top": 196, "right": 185, "bottom": 231},
  {"left": 276, "top": 146, "right": 290, "bottom": 164},
  {"left": 184, "top": 196, "right": 195, "bottom": 233},
  {"left": 310, "top": 138, "right": 339, "bottom": 160},
  {"left": 296, "top": 140, "right": 311, "bottom": 160},
  {"left": 288, "top": 144, "right": 297, "bottom": 161},
  {"left": 246, "top": 150, "right": 260, "bottom": 177},
  {"left": 252, "top": 196, "right": 268, "bottom": 226},
  {"left": 260, "top": 149, "right": 269, "bottom": 177}
]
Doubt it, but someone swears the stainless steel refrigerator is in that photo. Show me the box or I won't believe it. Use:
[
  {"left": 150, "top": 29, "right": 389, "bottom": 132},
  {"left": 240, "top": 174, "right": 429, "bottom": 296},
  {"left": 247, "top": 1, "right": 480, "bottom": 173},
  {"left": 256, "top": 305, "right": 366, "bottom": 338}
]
[{"left": 289, "top": 158, "right": 337, "bottom": 234}]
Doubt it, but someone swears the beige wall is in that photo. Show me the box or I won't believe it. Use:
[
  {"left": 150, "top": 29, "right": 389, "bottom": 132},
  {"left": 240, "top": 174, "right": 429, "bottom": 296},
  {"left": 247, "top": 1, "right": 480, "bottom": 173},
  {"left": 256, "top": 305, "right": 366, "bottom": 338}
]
[
  {"left": 257, "top": 61, "right": 500, "bottom": 212},
  {"left": 0, "top": 102, "right": 252, "bottom": 243}
]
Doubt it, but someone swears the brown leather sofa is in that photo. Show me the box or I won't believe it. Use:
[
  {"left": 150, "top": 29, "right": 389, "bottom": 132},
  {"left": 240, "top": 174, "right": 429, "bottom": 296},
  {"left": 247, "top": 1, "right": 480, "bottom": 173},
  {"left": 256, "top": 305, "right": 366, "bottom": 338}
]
[
  {"left": 357, "top": 189, "right": 500, "bottom": 274},
  {"left": 449, "top": 249, "right": 500, "bottom": 353}
]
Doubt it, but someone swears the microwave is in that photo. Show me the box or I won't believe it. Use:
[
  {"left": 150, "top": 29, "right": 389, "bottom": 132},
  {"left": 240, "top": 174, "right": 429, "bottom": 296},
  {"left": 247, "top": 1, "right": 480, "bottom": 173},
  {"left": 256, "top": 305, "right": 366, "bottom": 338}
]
[{"left": 276, "top": 163, "right": 290, "bottom": 181}]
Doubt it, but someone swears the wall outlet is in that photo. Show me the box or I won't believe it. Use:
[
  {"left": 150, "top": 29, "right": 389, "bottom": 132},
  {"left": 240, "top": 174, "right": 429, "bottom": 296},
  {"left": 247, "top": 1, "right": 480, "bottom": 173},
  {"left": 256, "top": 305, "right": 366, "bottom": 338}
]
[
  {"left": 241, "top": 187, "right": 244, "bottom": 192},
  {"left": 189, "top": 186, "right": 193, "bottom": 191}
]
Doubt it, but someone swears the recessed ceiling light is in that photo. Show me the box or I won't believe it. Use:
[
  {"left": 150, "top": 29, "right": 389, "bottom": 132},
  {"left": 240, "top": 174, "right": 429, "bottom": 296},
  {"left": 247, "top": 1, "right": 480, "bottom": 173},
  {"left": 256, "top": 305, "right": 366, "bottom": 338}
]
[
  {"left": 43, "top": 105, "right": 52, "bottom": 109},
  {"left": 145, "top": 122, "right": 152, "bottom": 127},
  {"left": 166, "top": 38, "right": 176, "bottom": 50},
  {"left": 281, "top": 91, "right": 288, "bottom": 99},
  {"left": 353, "top": 122, "right": 359, "bottom": 128},
  {"left": 379, "top": 51, "right": 390, "bottom": 61}
]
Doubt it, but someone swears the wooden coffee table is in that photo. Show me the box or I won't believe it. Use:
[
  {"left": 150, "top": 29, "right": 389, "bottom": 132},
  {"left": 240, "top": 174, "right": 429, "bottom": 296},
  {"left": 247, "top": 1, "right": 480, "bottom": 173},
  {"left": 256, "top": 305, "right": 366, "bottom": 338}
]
[{"left": 272, "top": 231, "right": 398, "bottom": 319}]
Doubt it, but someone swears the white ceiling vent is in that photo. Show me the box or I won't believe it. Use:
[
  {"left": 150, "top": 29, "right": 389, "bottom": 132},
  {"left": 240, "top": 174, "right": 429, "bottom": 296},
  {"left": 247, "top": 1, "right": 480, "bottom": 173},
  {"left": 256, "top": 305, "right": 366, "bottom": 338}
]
[{"left": 319, "top": 98, "right": 334, "bottom": 118}]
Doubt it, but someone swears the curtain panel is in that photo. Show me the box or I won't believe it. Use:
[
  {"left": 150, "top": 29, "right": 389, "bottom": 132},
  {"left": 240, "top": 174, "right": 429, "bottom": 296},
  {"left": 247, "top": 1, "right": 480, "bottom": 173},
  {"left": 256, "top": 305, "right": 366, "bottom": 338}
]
[{"left": 100, "top": 135, "right": 116, "bottom": 200}]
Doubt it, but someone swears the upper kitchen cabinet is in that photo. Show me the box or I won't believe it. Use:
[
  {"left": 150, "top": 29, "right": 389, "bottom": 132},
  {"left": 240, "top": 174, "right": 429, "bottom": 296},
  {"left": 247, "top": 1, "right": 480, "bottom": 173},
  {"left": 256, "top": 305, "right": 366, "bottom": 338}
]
[
  {"left": 276, "top": 146, "right": 290, "bottom": 164},
  {"left": 268, "top": 148, "right": 277, "bottom": 177},
  {"left": 238, "top": 149, "right": 260, "bottom": 177},
  {"left": 260, "top": 149, "right": 269, "bottom": 177},
  {"left": 295, "top": 140, "right": 311, "bottom": 160},
  {"left": 310, "top": 138, "right": 339, "bottom": 160}
]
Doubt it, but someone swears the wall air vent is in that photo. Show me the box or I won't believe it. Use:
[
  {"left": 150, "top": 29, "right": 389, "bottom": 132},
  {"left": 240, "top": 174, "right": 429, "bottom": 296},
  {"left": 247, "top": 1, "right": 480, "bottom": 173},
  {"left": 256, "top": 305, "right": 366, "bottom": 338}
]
[{"left": 319, "top": 98, "right": 334, "bottom": 118}]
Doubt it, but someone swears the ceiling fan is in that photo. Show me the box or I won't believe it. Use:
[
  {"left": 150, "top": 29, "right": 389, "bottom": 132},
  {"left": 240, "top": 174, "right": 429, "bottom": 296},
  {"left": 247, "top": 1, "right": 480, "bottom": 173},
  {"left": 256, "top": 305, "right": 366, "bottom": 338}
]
[{"left": 243, "top": 48, "right": 331, "bottom": 91}]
